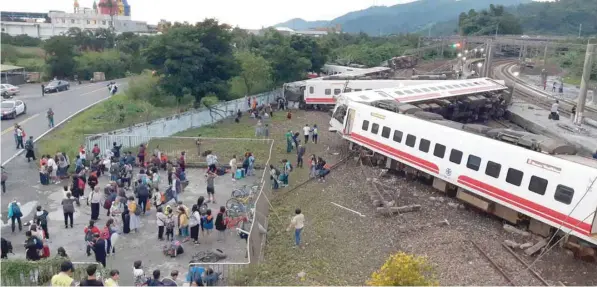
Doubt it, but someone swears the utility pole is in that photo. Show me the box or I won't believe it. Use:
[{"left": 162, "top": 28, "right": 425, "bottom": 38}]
[
  {"left": 428, "top": 26, "right": 431, "bottom": 38},
  {"left": 574, "top": 44, "right": 595, "bottom": 125},
  {"left": 485, "top": 40, "right": 494, "bottom": 78},
  {"left": 578, "top": 24, "right": 582, "bottom": 38},
  {"left": 495, "top": 23, "right": 499, "bottom": 37},
  {"left": 543, "top": 45, "right": 548, "bottom": 67}
]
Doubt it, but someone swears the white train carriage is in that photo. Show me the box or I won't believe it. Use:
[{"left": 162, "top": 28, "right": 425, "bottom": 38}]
[
  {"left": 305, "top": 79, "right": 461, "bottom": 105},
  {"left": 330, "top": 82, "right": 597, "bottom": 246}
]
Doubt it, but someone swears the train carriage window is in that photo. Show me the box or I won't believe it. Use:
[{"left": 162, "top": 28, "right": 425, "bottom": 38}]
[
  {"left": 404, "top": 90, "right": 414, "bottom": 94},
  {"left": 446, "top": 85, "right": 455, "bottom": 88},
  {"left": 325, "top": 89, "right": 331, "bottom": 95},
  {"left": 405, "top": 134, "right": 416, "bottom": 147},
  {"left": 371, "top": 123, "right": 380, "bottom": 134},
  {"left": 355, "top": 89, "right": 362, "bottom": 92},
  {"left": 466, "top": 83, "right": 475, "bottom": 87},
  {"left": 433, "top": 143, "right": 446, "bottom": 158},
  {"left": 419, "top": 139, "right": 430, "bottom": 152},
  {"left": 421, "top": 88, "right": 430, "bottom": 92},
  {"left": 344, "top": 88, "right": 352, "bottom": 92},
  {"left": 429, "top": 87, "right": 439, "bottom": 91},
  {"left": 485, "top": 161, "right": 501, "bottom": 178},
  {"left": 381, "top": 127, "right": 391, "bottom": 138},
  {"left": 466, "top": 155, "right": 481, "bottom": 171},
  {"left": 365, "top": 88, "right": 372, "bottom": 91},
  {"left": 362, "top": 120, "right": 369, "bottom": 131},
  {"left": 334, "top": 89, "right": 342, "bottom": 95},
  {"left": 394, "top": 91, "right": 405, "bottom": 95},
  {"left": 506, "top": 168, "right": 524, "bottom": 186},
  {"left": 554, "top": 185, "right": 574, "bottom": 205},
  {"left": 438, "top": 86, "right": 447, "bottom": 90},
  {"left": 393, "top": 130, "right": 403, "bottom": 143},
  {"left": 413, "top": 89, "right": 423, "bottom": 93},
  {"left": 528, "top": 176, "right": 548, "bottom": 195},
  {"left": 309, "top": 87, "right": 314, "bottom": 94},
  {"left": 449, "top": 149, "right": 463, "bottom": 164}
]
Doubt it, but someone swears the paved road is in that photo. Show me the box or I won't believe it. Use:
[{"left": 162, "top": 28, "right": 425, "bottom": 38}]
[{"left": 1, "top": 80, "right": 127, "bottom": 164}]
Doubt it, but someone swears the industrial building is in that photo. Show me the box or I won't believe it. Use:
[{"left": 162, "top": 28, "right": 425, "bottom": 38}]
[{"left": 1, "top": 0, "right": 149, "bottom": 39}]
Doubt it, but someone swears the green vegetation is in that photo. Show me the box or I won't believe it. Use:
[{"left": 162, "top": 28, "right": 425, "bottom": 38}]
[
  {"left": 1, "top": 257, "right": 104, "bottom": 286},
  {"left": 1, "top": 33, "right": 42, "bottom": 47},
  {"left": 458, "top": 4, "right": 523, "bottom": 36},
  {"left": 367, "top": 252, "right": 438, "bottom": 286},
  {"left": 514, "top": 0, "right": 597, "bottom": 36},
  {"left": 36, "top": 74, "right": 181, "bottom": 165}
]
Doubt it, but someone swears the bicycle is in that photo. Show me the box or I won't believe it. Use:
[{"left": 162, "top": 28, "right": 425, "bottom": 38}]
[
  {"left": 231, "top": 184, "right": 260, "bottom": 199},
  {"left": 226, "top": 210, "right": 250, "bottom": 230}
]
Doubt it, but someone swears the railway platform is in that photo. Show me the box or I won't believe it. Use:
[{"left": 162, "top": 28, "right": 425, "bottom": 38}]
[{"left": 508, "top": 101, "right": 597, "bottom": 156}]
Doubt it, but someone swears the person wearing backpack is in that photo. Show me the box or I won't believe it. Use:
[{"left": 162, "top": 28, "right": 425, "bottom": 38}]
[
  {"left": 164, "top": 206, "right": 175, "bottom": 241},
  {"left": 186, "top": 264, "right": 205, "bottom": 286},
  {"left": 135, "top": 182, "right": 150, "bottom": 216},
  {"left": 24, "top": 231, "right": 41, "bottom": 261},
  {"left": 34, "top": 205, "right": 50, "bottom": 240},
  {"left": 102, "top": 219, "right": 116, "bottom": 256},
  {"left": 1, "top": 237, "right": 13, "bottom": 259},
  {"left": 25, "top": 136, "right": 36, "bottom": 162},
  {"left": 215, "top": 206, "right": 228, "bottom": 242},
  {"left": 84, "top": 221, "right": 100, "bottom": 257},
  {"left": 127, "top": 196, "right": 141, "bottom": 233},
  {"left": 62, "top": 190, "right": 76, "bottom": 229},
  {"left": 7, "top": 199, "right": 22, "bottom": 233}
]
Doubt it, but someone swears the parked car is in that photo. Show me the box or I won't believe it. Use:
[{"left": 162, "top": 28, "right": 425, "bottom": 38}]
[
  {"left": 1, "top": 100, "right": 27, "bottom": 119},
  {"left": 0, "top": 84, "right": 20, "bottom": 98},
  {"left": 44, "top": 80, "right": 70, "bottom": 93}
]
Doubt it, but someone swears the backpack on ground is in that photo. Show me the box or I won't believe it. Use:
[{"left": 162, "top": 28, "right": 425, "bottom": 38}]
[{"left": 10, "top": 203, "right": 22, "bottom": 218}]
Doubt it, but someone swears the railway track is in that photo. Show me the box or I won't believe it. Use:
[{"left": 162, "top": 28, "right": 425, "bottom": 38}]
[
  {"left": 470, "top": 240, "right": 550, "bottom": 286},
  {"left": 495, "top": 62, "right": 597, "bottom": 120}
]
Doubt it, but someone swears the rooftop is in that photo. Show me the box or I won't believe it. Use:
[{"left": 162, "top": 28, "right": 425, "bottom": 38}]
[{"left": 0, "top": 64, "right": 24, "bottom": 72}]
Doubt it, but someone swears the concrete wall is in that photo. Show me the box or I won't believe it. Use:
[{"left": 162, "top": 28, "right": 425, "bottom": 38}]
[{"left": 86, "top": 89, "right": 282, "bottom": 152}]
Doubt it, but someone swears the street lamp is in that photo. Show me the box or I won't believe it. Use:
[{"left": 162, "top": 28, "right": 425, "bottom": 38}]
[
  {"left": 480, "top": 48, "right": 484, "bottom": 52},
  {"left": 457, "top": 53, "right": 462, "bottom": 57},
  {"left": 465, "top": 50, "right": 469, "bottom": 54},
  {"left": 462, "top": 57, "right": 467, "bottom": 61},
  {"left": 477, "top": 62, "right": 483, "bottom": 68}
]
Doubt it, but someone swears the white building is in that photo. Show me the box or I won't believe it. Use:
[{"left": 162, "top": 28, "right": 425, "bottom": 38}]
[
  {"left": 1, "top": 8, "right": 149, "bottom": 39},
  {"left": 246, "top": 27, "right": 329, "bottom": 38}
]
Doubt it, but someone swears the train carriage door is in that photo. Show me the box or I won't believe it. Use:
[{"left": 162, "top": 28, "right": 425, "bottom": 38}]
[{"left": 344, "top": 108, "right": 356, "bottom": 135}]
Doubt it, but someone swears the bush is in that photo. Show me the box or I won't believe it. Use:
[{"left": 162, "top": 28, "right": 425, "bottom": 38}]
[{"left": 367, "top": 252, "right": 438, "bottom": 286}]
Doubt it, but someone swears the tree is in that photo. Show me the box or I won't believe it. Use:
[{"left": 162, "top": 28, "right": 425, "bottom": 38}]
[
  {"left": 458, "top": 5, "right": 523, "bottom": 36},
  {"left": 235, "top": 51, "right": 272, "bottom": 95},
  {"left": 367, "top": 252, "right": 437, "bottom": 286},
  {"left": 144, "top": 19, "right": 239, "bottom": 104},
  {"left": 43, "top": 36, "right": 77, "bottom": 78},
  {"left": 289, "top": 35, "right": 328, "bottom": 73}
]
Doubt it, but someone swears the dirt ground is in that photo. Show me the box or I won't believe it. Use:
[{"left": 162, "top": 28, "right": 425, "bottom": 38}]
[
  {"left": 218, "top": 110, "right": 597, "bottom": 286},
  {"left": 171, "top": 109, "right": 596, "bottom": 286}
]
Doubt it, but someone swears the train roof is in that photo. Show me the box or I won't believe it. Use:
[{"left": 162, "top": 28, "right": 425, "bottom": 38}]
[
  {"left": 339, "top": 77, "right": 507, "bottom": 104},
  {"left": 320, "top": 66, "right": 391, "bottom": 79}
]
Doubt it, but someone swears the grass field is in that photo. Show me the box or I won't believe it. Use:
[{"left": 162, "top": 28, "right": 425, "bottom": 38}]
[{"left": 36, "top": 94, "right": 180, "bottom": 165}]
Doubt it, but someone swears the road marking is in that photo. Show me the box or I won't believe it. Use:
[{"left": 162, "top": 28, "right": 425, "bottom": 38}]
[{"left": 1, "top": 113, "right": 40, "bottom": 135}]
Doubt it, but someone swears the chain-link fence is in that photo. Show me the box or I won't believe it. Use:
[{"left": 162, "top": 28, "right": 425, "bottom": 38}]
[{"left": 84, "top": 134, "right": 275, "bottom": 285}]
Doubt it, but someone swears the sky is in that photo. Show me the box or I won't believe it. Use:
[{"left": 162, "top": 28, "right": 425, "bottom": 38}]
[{"left": 2, "top": 0, "right": 418, "bottom": 28}]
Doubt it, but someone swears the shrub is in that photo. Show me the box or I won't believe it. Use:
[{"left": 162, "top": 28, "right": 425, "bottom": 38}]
[{"left": 367, "top": 252, "right": 438, "bottom": 286}]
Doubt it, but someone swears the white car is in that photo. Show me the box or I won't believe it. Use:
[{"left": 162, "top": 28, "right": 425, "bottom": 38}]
[
  {"left": 1, "top": 84, "right": 20, "bottom": 98},
  {"left": 1, "top": 100, "right": 27, "bottom": 119}
]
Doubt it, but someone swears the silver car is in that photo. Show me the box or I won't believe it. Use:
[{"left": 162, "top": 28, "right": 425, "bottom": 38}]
[{"left": 1, "top": 84, "right": 20, "bottom": 98}]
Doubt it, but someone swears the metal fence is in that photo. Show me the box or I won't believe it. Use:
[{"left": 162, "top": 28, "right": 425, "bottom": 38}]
[
  {"left": 83, "top": 135, "right": 276, "bottom": 285},
  {"left": 87, "top": 90, "right": 282, "bottom": 143}
]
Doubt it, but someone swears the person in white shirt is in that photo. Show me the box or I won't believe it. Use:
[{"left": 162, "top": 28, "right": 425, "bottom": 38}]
[
  {"left": 550, "top": 100, "right": 559, "bottom": 120},
  {"left": 229, "top": 155, "right": 237, "bottom": 179},
  {"left": 286, "top": 208, "right": 305, "bottom": 248},
  {"left": 47, "top": 156, "right": 59, "bottom": 184},
  {"left": 206, "top": 151, "right": 218, "bottom": 173},
  {"left": 302, "top": 124, "right": 311, "bottom": 144}
]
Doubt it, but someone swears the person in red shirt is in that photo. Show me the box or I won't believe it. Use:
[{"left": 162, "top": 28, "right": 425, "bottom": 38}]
[
  {"left": 83, "top": 220, "right": 100, "bottom": 256},
  {"left": 92, "top": 144, "right": 101, "bottom": 158},
  {"left": 178, "top": 152, "right": 186, "bottom": 172}
]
